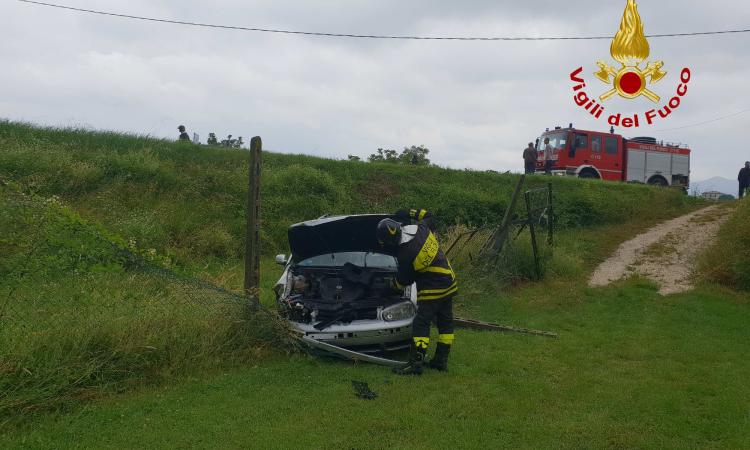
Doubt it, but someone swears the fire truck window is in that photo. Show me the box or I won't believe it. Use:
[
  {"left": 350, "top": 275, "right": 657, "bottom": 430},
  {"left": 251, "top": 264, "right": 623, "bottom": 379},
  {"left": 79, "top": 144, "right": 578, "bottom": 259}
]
[
  {"left": 538, "top": 133, "right": 567, "bottom": 151},
  {"left": 592, "top": 136, "right": 602, "bottom": 153},
  {"left": 605, "top": 137, "right": 618, "bottom": 154},
  {"left": 574, "top": 134, "right": 588, "bottom": 149}
]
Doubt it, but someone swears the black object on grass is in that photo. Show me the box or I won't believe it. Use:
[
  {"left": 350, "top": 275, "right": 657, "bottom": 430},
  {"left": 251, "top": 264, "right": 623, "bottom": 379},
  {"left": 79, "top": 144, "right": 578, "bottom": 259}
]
[{"left": 352, "top": 380, "right": 378, "bottom": 400}]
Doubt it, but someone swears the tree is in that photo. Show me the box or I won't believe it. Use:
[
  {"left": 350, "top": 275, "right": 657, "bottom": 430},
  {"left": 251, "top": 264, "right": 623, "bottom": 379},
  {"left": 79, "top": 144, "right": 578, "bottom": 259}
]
[
  {"left": 367, "top": 145, "right": 431, "bottom": 165},
  {"left": 399, "top": 145, "right": 430, "bottom": 166},
  {"left": 368, "top": 148, "right": 400, "bottom": 163},
  {"left": 207, "top": 133, "right": 218, "bottom": 146},
  {"left": 347, "top": 155, "right": 361, "bottom": 162}
]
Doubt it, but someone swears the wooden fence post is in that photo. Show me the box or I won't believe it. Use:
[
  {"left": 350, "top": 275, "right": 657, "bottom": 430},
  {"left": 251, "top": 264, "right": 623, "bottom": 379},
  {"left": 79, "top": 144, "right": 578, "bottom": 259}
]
[{"left": 244, "top": 136, "right": 262, "bottom": 307}]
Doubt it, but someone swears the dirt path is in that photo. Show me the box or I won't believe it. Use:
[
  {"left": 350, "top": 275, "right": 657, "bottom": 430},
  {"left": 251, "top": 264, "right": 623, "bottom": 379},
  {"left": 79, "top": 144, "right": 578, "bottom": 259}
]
[{"left": 589, "top": 205, "right": 734, "bottom": 295}]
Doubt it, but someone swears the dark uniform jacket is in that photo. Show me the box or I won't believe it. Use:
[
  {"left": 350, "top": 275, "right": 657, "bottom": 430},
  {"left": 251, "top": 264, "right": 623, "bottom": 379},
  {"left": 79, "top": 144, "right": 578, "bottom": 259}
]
[
  {"left": 739, "top": 167, "right": 750, "bottom": 186},
  {"left": 523, "top": 147, "right": 537, "bottom": 164},
  {"left": 393, "top": 209, "right": 457, "bottom": 301}
]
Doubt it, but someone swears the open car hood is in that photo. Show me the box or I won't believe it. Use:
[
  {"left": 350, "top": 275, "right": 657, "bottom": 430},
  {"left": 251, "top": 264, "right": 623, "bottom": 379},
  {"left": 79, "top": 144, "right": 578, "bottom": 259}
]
[{"left": 288, "top": 214, "right": 394, "bottom": 259}]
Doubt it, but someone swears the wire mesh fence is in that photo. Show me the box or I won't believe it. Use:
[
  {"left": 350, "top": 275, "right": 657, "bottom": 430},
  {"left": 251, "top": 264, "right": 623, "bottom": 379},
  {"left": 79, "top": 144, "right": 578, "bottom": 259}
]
[{"left": 442, "top": 183, "right": 554, "bottom": 281}]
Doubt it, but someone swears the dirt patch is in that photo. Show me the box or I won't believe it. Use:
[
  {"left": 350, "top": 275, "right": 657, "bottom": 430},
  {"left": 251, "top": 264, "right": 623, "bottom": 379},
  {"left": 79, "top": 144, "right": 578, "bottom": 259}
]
[{"left": 589, "top": 205, "right": 734, "bottom": 295}]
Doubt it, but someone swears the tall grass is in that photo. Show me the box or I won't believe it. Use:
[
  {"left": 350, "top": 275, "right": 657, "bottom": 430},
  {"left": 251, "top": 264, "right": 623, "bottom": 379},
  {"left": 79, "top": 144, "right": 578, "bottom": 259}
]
[
  {"left": 0, "top": 120, "right": 694, "bottom": 264},
  {"left": 699, "top": 200, "right": 750, "bottom": 290},
  {"left": 0, "top": 186, "right": 289, "bottom": 418}
]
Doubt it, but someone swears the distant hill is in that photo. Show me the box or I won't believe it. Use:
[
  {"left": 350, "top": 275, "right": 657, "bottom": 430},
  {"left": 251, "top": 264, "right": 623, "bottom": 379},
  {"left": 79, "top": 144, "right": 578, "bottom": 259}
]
[{"left": 690, "top": 177, "right": 737, "bottom": 198}]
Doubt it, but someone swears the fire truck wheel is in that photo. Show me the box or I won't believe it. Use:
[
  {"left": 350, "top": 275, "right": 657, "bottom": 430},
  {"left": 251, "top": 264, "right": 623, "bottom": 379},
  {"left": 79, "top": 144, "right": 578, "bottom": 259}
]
[
  {"left": 647, "top": 176, "right": 668, "bottom": 187},
  {"left": 578, "top": 169, "right": 599, "bottom": 179}
]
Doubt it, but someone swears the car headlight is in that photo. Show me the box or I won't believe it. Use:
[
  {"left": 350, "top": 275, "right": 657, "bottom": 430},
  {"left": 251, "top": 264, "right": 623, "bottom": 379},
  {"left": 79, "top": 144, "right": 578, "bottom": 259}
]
[{"left": 382, "top": 302, "right": 416, "bottom": 322}]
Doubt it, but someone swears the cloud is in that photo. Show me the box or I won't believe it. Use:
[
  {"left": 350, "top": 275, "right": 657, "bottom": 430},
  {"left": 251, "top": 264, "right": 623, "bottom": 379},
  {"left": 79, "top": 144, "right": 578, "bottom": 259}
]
[{"left": 2, "top": 0, "right": 749, "bottom": 181}]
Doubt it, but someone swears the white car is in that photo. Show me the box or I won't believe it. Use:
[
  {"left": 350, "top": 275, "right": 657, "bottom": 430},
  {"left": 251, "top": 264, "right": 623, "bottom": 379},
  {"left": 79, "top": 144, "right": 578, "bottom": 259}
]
[{"left": 274, "top": 214, "right": 416, "bottom": 353}]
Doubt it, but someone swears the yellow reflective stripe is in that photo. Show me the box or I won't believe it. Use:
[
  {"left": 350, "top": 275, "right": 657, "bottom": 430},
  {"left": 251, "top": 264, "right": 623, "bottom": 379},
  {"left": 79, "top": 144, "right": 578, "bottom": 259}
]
[
  {"left": 438, "top": 334, "right": 455, "bottom": 345},
  {"left": 423, "top": 266, "right": 454, "bottom": 276},
  {"left": 413, "top": 232, "right": 439, "bottom": 272},
  {"left": 417, "top": 282, "right": 457, "bottom": 295},
  {"left": 418, "top": 285, "right": 458, "bottom": 301},
  {"left": 418, "top": 209, "right": 427, "bottom": 220},
  {"left": 413, "top": 337, "right": 429, "bottom": 349},
  {"left": 394, "top": 279, "right": 404, "bottom": 290}
]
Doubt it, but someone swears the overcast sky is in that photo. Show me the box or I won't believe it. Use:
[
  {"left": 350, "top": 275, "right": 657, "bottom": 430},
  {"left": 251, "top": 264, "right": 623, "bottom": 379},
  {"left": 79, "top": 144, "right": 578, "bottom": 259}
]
[{"left": 2, "top": 0, "right": 749, "bottom": 181}]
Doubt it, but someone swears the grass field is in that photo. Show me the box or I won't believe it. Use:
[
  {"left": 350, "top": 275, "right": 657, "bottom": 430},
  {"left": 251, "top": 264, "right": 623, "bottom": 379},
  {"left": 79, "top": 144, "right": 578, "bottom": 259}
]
[
  {"left": 3, "top": 239, "right": 749, "bottom": 448},
  {"left": 5, "top": 120, "right": 749, "bottom": 448}
]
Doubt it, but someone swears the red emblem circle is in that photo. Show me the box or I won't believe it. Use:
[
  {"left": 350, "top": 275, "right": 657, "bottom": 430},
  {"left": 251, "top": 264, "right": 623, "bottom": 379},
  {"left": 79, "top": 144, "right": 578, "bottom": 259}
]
[{"left": 619, "top": 72, "right": 643, "bottom": 95}]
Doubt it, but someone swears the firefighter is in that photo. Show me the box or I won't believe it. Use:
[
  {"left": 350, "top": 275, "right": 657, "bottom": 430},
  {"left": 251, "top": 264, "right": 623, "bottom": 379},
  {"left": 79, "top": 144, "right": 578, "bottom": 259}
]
[
  {"left": 376, "top": 209, "right": 456, "bottom": 375},
  {"left": 739, "top": 161, "right": 750, "bottom": 199}
]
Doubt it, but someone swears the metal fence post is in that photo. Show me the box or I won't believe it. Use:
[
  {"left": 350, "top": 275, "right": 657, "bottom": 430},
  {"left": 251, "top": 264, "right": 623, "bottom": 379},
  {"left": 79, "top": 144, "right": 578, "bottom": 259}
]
[
  {"left": 524, "top": 190, "right": 541, "bottom": 278},
  {"left": 547, "top": 183, "right": 554, "bottom": 246},
  {"left": 482, "top": 175, "right": 525, "bottom": 259},
  {"left": 244, "top": 136, "right": 262, "bottom": 308}
]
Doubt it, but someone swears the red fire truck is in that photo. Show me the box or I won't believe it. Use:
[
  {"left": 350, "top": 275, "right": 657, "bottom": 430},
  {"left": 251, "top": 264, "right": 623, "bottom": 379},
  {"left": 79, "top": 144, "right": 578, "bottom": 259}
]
[{"left": 535, "top": 125, "right": 690, "bottom": 188}]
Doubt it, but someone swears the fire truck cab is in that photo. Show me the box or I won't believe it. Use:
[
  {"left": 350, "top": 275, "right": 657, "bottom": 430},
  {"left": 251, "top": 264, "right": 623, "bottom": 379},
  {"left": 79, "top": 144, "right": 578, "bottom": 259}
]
[{"left": 535, "top": 126, "right": 690, "bottom": 188}]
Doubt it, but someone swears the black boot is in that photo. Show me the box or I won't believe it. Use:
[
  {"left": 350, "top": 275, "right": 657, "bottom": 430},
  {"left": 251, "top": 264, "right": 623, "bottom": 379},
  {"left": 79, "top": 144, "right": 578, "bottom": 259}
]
[
  {"left": 393, "top": 344, "right": 425, "bottom": 375},
  {"left": 428, "top": 343, "right": 451, "bottom": 372}
]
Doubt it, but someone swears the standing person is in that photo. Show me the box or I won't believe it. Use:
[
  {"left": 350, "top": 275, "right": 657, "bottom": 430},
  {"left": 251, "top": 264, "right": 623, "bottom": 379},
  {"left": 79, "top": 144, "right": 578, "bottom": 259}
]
[
  {"left": 543, "top": 137, "right": 555, "bottom": 175},
  {"left": 376, "top": 208, "right": 456, "bottom": 375},
  {"left": 523, "top": 142, "right": 537, "bottom": 174},
  {"left": 739, "top": 161, "right": 750, "bottom": 199},
  {"left": 177, "top": 125, "right": 191, "bottom": 143}
]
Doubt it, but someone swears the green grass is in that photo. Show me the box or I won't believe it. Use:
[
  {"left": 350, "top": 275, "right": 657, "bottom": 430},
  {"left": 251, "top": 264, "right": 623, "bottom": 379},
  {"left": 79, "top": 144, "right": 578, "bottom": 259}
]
[
  {"left": 0, "top": 120, "right": 696, "bottom": 262},
  {"left": 0, "top": 186, "right": 289, "bottom": 418},
  {"left": 700, "top": 199, "right": 750, "bottom": 290},
  {"left": 2, "top": 272, "right": 748, "bottom": 449},
  {"left": 0, "top": 119, "right": 723, "bottom": 438}
]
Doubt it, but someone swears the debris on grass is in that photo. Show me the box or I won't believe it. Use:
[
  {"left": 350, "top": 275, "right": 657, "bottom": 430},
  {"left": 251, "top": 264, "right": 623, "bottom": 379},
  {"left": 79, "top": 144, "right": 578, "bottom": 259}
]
[{"left": 351, "top": 381, "right": 378, "bottom": 400}]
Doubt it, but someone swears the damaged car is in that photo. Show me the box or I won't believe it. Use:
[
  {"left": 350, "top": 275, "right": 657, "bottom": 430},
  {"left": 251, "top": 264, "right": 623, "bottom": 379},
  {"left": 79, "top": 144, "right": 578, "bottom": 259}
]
[{"left": 274, "top": 214, "right": 416, "bottom": 353}]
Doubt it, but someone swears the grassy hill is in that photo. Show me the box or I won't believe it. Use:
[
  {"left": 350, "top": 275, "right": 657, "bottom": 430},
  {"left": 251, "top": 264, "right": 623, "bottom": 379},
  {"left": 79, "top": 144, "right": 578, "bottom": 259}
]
[
  {"left": 0, "top": 120, "right": 701, "bottom": 419},
  {"left": 0, "top": 120, "right": 693, "bottom": 263}
]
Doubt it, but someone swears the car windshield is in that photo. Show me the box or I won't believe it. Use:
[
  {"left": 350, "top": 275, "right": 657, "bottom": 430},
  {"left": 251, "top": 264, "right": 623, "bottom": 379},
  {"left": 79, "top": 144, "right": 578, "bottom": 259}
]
[
  {"left": 297, "top": 252, "right": 397, "bottom": 269},
  {"left": 537, "top": 132, "right": 569, "bottom": 152}
]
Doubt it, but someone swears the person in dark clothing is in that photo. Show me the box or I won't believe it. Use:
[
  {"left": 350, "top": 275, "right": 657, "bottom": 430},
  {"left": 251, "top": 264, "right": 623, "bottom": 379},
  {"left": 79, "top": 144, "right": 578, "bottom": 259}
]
[
  {"left": 177, "top": 125, "right": 191, "bottom": 143},
  {"left": 376, "top": 208, "right": 456, "bottom": 375},
  {"left": 523, "top": 142, "right": 537, "bottom": 174},
  {"left": 739, "top": 161, "right": 750, "bottom": 199}
]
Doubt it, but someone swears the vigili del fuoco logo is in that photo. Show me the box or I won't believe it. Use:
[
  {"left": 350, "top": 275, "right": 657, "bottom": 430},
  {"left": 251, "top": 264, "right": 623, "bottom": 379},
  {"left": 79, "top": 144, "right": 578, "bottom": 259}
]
[{"left": 569, "top": 0, "right": 691, "bottom": 128}]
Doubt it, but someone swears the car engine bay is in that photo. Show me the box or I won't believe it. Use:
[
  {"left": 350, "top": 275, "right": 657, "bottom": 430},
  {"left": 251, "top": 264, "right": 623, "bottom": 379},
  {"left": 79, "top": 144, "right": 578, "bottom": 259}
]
[{"left": 280, "top": 262, "right": 410, "bottom": 330}]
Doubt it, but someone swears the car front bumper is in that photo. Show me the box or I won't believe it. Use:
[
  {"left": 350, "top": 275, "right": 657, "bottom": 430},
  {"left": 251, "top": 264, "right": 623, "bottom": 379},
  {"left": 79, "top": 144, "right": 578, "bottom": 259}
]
[{"left": 290, "top": 317, "right": 413, "bottom": 352}]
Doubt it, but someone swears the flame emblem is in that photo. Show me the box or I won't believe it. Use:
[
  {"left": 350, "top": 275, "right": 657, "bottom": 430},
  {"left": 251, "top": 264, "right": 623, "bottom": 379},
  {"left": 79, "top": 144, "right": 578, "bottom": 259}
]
[{"left": 594, "top": 0, "right": 666, "bottom": 103}]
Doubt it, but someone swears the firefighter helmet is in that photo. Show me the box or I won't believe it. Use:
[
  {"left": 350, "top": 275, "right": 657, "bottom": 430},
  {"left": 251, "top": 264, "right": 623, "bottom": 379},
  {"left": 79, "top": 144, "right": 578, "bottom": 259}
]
[{"left": 376, "top": 218, "right": 402, "bottom": 247}]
